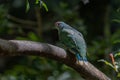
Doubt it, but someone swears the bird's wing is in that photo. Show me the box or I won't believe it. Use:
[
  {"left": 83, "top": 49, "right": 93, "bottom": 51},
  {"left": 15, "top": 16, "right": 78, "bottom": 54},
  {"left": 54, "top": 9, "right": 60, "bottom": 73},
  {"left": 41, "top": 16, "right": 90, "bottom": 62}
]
[
  {"left": 59, "top": 31, "right": 76, "bottom": 50},
  {"left": 68, "top": 34, "right": 80, "bottom": 51},
  {"left": 68, "top": 33, "right": 87, "bottom": 57},
  {"left": 66, "top": 25, "right": 83, "bottom": 37}
]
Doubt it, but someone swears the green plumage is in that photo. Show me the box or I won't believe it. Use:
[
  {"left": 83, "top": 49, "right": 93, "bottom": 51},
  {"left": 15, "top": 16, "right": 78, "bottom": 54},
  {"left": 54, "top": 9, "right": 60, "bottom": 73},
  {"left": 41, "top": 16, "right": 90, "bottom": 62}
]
[{"left": 56, "top": 21, "right": 87, "bottom": 61}]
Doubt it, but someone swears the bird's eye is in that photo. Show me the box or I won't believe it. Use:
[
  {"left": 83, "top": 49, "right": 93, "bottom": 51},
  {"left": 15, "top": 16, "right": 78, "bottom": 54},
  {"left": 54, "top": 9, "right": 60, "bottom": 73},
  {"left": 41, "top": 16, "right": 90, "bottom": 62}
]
[
  {"left": 56, "top": 23, "right": 60, "bottom": 26},
  {"left": 57, "top": 23, "right": 60, "bottom": 26},
  {"left": 55, "top": 22, "right": 60, "bottom": 27}
]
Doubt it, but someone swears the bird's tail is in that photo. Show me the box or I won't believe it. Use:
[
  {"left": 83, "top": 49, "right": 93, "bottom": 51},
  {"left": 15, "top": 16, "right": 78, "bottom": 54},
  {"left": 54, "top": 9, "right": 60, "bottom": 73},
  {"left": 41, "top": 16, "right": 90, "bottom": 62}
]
[
  {"left": 76, "top": 53, "right": 82, "bottom": 61},
  {"left": 76, "top": 53, "right": 88, "bottom": 65},
  {"left": 82, "top": 57, "right": 87, "bottom": 62}
]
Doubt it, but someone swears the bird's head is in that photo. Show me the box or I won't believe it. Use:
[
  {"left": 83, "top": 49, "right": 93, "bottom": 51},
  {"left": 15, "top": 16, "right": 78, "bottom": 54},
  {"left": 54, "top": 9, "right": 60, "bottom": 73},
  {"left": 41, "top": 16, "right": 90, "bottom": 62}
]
[
  {"left": 55, "top": 21, "right": 68, "bottom": 30},
  {"left": 55, "top": 21, "right": 74, "bottom": 34},
  {"left": 55, "top": 21, "right": 84, "bottom": 37}
]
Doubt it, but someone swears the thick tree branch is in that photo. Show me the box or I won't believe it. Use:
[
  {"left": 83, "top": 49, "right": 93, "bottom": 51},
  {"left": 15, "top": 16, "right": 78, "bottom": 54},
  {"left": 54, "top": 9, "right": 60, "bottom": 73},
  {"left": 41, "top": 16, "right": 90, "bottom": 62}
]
[{"left": 0, "top": 39, "right": 110, "bottom": 80}]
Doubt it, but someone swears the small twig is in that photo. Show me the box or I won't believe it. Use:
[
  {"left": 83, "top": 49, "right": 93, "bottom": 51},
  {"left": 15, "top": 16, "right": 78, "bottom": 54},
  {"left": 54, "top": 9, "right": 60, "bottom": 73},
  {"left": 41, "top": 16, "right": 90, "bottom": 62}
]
[
  {"left": 35, "top": 7, "right": 42, "bottom": 37},
  {"left": 7, "top": 14, "right": 37, "bottom": 25},
  {"left": 109, "top": 53, "right": 118, "bottom": 72},
  {"left": 109, "top": 53, "right": 115, "bottom": 67}
]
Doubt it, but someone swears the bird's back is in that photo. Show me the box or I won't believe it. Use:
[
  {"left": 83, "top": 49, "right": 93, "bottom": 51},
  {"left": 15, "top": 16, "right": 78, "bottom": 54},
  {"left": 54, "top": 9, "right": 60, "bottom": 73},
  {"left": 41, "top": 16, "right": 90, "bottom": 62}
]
[{"left": 59, "top": 28, "right": 86, "bottom": 56}]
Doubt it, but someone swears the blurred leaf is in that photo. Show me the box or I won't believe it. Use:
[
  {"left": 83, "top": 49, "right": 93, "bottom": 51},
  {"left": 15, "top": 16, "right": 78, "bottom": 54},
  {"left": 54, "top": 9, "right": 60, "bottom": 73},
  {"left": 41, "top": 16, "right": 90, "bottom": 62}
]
[
  {"left": 117, "top": 8, "right": 120, "bottom": 12},
  {"left": 98, "top": 59, "right": 119, "bottom": 72},
  {"left": 117, "top": 73, "right": 120, "bottom": 77},
  {"left": 60, "top": 2, "right": 68, "bottom": 8},
  {"left": 35, "top": 0, "right": 39, "bottom": 4},
  {"left": 26, "top": 0, "right": 30, "bottom": 12},
  {"left": 41, "top": 1, "right": 48, "bottom": 12},
  {"left": 28, "top": 32, "right": 39, "bottom": 41},
  {"left": 35, "top": 0, "right": 48, "bottom": 12},
  {"left": 25, "top": 67, "right": 38, "bottom": 75},
  {"left": 112, "top": 41, "right": 120, "bottom": 53},
  {"left": 112, "top": 19, "right": 120, "bottom": 23},
  {"left": 98, "top": 59, "right": 114, "bottom": 68},
  {"left": 6, "top": 65, "right": 38, "bottom": 76},
  {"left": 113, "top": 40, "right": 120, "bottom": 44},
  {"left": 16, "top": 37, "right": 28, "bottom": 40},
  {"left": 114, "top": 52, "right": 120, "bottom": 57},
  {"left": 81, "top": 0, "right": 89, "bottom": 4}
]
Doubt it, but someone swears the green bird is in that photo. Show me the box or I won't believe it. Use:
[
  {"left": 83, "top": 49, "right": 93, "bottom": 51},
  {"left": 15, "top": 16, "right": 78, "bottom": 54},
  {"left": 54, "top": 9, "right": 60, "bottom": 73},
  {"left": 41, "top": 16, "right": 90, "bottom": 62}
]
[{"left": 55, "top": 21, "right": 87, "bottom": 64}]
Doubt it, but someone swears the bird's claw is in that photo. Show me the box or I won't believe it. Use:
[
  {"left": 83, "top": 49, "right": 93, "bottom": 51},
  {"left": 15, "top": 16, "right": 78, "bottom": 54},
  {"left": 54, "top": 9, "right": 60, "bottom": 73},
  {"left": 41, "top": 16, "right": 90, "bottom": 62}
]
[{"left": 76, "top": 60, "right": 88, "bottom": 65}]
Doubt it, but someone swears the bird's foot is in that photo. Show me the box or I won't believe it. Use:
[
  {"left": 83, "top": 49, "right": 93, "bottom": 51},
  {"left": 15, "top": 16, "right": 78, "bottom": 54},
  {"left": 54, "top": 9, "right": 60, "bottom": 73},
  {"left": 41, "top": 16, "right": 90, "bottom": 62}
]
[
  {"left": 76, "top": 60, "right": 88, "bottom": 65},
  {"left": 76, "top": 60, "right": 84, "bottom": 65}
]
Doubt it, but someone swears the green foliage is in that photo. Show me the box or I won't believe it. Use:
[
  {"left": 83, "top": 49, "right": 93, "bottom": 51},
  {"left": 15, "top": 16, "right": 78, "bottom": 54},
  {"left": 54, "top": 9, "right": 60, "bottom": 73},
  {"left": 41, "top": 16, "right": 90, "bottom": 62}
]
[
  {"left": 0, "top": 56, "right": 82, "bottom": 80},
  {"left": 112, "top": 8, "right": 120, "bottom": 23},
  {"left": 26, "top": 0, "right": 48, "bottom": 12},
  {"left": 0, "top": 5, "right": 9, "bottom": 33},
  {"left": 114, "top": 52, "right": 120, "bottom": 57},
  {"left": 112, "top": 19, "right": 120, "bottom": 23},
  {"left": 26, "top": 0, "right": 30, "bottom": 12},
  {"left": 0, "top": 0, "right": 120, "bottom": 79},
  {"left": 98, "top": 49, "right": 120, "bottom": 78},
  {"left": 35, "top": 0, "right": 39, "bottom": 4},
  {"left": 41, "top": 1, "right": 48, "bottom": 12},
  {"left": 98, "top": 59, "right": 114, "bottom": 69},
  {"left": 16, "top": 32, "right": 41, "bottom": 42}
]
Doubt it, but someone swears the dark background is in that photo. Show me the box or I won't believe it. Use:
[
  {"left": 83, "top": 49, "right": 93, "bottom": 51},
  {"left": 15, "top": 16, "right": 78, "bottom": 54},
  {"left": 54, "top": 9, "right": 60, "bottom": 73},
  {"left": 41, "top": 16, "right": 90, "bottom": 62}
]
[{"left": 0, "top": 0, "right": 119, "bottom": 80}]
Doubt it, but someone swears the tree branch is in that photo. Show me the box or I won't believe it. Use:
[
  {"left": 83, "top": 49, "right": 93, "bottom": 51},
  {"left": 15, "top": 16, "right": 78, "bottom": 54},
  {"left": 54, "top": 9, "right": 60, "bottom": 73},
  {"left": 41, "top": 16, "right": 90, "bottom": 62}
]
[
  {"left": 0, "top": 39, "right": 111, "bottom": 80},
  {"left": 7, "top": 15, "right": 37, "bottom": 26}
]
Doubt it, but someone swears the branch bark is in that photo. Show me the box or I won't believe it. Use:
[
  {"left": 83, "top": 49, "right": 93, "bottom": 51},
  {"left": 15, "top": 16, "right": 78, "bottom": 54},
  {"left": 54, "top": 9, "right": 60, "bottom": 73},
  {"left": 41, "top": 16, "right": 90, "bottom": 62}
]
[{"left": 0, "top": 39, "right": 111, "bottom": 80}]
